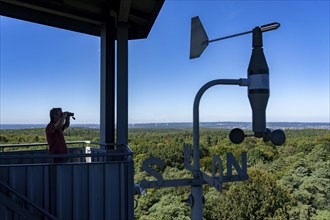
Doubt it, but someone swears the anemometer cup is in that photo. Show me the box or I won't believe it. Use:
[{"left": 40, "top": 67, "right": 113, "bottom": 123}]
[
  {"left": 269, "top": 129, "right": 286, "bottom": 146},
  {"left": 229, "top": 128, "right": 245, "bottom": 144},
  {"left": 263, "top": 128, "right": 286, "bottom": 146},
  {"left": 230, "top": 128, "right": 286, "bottom": 146}
]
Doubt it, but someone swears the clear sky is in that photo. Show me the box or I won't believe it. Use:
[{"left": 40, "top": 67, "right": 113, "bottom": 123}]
[{"left": 0, "top": 0, "right": 329, "bottom": 124}]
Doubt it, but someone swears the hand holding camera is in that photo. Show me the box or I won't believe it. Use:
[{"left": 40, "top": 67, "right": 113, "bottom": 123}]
[{"left": 63, "top": 112, "right": 75, "bottom": 120}]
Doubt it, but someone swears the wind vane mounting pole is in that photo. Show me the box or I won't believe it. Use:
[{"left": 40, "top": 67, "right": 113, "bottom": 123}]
[{"left": 189, "top": 16, "right": 285, "bottom": 219}]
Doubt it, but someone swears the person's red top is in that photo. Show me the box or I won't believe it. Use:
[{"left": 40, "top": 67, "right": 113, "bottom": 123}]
[{"left": 46, "top": 122, "right": 68, "bottom": 154}]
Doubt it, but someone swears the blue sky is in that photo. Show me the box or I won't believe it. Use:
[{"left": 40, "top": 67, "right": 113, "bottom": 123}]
[{"left": 0, "top": 0, "right": 329, "bottom": 124}]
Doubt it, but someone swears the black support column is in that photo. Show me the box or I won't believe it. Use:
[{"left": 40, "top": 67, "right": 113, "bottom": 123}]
[
  {"left": 116, "top": 22, "right": 129, "bottom": 146},
  {"left": 100, "top": 19, "right": 115, "bottom": 149}
]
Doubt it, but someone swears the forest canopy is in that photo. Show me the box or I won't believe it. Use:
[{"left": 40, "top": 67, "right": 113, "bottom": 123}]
[{"left": 0, "top": 127, "right": 329, "bottom": 219}]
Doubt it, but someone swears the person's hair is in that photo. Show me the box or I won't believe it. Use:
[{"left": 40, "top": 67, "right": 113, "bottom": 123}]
[{"left": 50, "top": 108, "right": 62, "bottom": 122}]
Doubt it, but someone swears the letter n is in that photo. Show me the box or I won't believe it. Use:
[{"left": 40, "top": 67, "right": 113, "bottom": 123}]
[{"left": 226, "top": 152, "right": 248, "bottom": 181}]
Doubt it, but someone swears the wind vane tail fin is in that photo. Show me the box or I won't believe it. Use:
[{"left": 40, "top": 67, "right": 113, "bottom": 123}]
[{"left": 190, "top": 16, "right": 208, "bottom": 59}]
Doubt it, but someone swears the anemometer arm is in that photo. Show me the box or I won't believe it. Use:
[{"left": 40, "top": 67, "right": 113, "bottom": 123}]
[{"left": 193, "top": 79, "right": 247, "bottom": 169}]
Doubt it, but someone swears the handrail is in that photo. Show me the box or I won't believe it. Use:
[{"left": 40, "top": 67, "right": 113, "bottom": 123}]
[
  {"left": 91, "top": 142, "right": 134, "bottom": 153},
  {"left": 0, "top": 141, "right": 134, "bottom": 162},
  {"left": 0, "top": 180, "right": 57, "bottom": 220},
  {"left": 0, "top": 141, "right": 91, "bottom": 149},
  {"left": 0, "top": 152, "right": 134, "bottom": 160}
]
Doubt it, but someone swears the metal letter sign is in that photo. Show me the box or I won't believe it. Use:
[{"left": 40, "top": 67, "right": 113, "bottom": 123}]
[
  {"left": 140, "top": 158, "right": 165, "bottom": 188},
  {"left": 140, "top": 151, "right": 248, "bottom": 191},
  {"left": 138, "top": 17, "right": 285, "bottom": 219}
]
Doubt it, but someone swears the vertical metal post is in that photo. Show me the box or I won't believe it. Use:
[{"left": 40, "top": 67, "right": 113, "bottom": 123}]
[
  {"left": 192, "top": 79, "right": 241, "bottom": 219},
  {"left": 100, "top": 19, "right": 116, "bottom": 149},
  {"left": 117, "top": 23, "right": 129, "bottom": 145},
  {"left": 117, "top": 23, "right": 134, "bottom": 219},
  {"left": 127, "top": 156, "right": 135, "bottom": 220}
]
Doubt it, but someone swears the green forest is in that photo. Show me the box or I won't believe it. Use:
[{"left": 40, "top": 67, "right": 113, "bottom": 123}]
[{"left": 0, "top": 127, "right": 329, "bottom": 219}]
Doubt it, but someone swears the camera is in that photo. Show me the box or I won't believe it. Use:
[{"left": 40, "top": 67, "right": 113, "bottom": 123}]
[{"left": 67, "top": 112, "right": 75, "bottom": 120}]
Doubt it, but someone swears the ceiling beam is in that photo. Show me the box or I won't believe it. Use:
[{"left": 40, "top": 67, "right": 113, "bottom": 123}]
[{"left": 118, "top": 0, "right": 131, "bottom": 23}]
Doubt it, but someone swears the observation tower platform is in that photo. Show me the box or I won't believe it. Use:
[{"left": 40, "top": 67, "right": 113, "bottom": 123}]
[
  {"left": 0, "top": 143, "right": 134, "bottom": 220},
  {"left": 0, "top": 0, "right": 165, "bottom": 219}
]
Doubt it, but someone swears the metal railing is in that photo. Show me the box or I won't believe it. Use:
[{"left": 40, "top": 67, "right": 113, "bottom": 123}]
[
  {"left": 0, "top": 141, "right": 134, "bottom": 164},
  {"left": 0, "top": 141, "right": 91, "bottom": 151}
]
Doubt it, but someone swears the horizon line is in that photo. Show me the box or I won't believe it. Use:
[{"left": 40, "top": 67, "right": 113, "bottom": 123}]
[{"left": 1, "top": 121, "right": 329, "bottom": 125}]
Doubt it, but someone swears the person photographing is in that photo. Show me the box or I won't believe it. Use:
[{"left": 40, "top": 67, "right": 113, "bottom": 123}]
[{"left": 46, "top": 108, "right": 74, "bottom": 163}]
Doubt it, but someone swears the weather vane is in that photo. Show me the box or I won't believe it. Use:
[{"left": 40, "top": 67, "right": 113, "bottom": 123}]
[{"left": 137, "top": 16, "right": 285, "bottom": 220}]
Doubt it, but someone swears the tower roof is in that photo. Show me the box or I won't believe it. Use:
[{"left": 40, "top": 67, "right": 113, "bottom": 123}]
[{"left": 0, "top": 0, "right": 165, "bottom": 39}]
